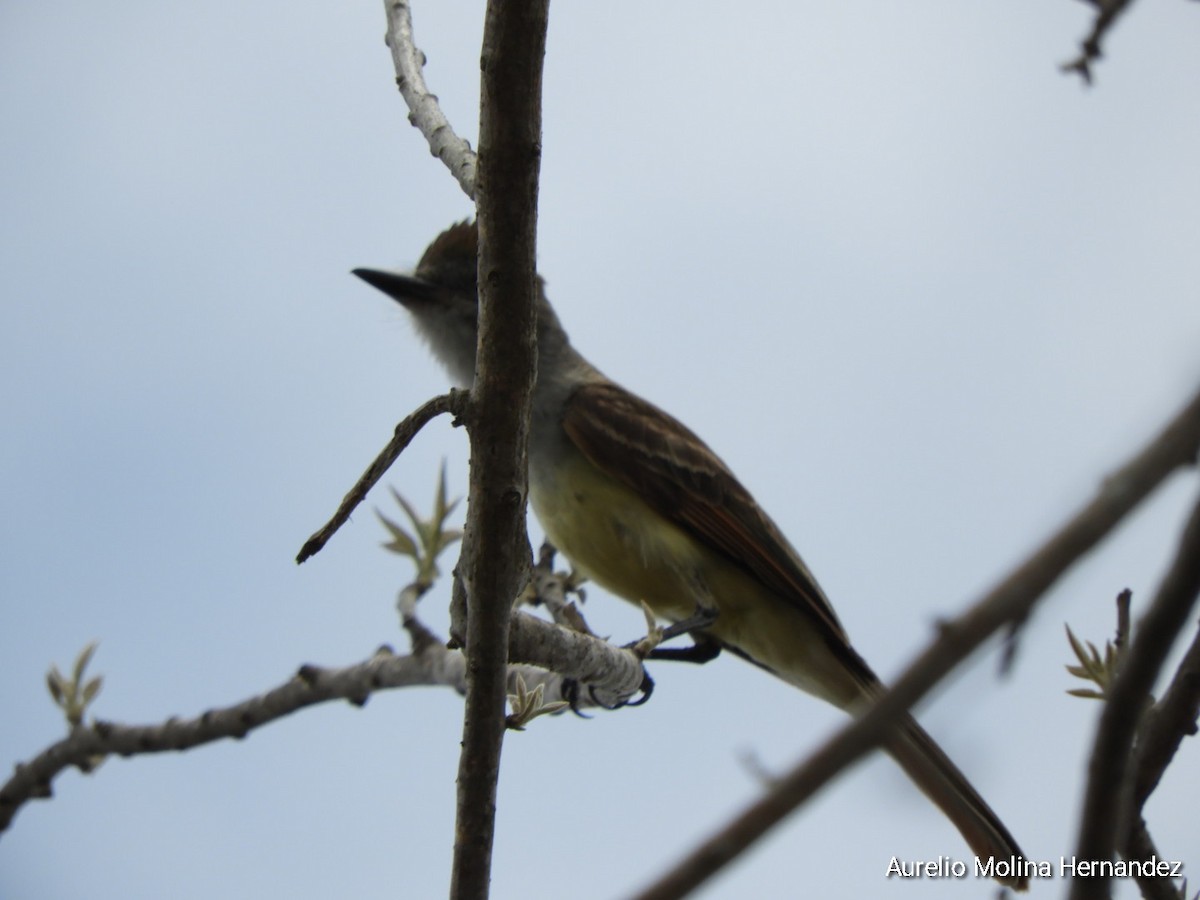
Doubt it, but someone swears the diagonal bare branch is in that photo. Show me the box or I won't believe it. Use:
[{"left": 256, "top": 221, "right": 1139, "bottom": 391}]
[
  {"left": 296, "top": 390, "right": 467, "bottom": 563},
  {"left": 383, "top": 0, "right": 478, "bottom": 197},
  {"left": 0, "top": 646, "right": 447, "bottom": 835},
  {"left": 632, "top": 383, "right": 1200, "bottom": 900}
]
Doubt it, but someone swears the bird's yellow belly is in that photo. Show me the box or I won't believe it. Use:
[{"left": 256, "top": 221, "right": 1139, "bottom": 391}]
[
  {"left": 529, "top": 450, "right": 707, "bottom": 615},
  {"left": 528, "top": 451, "right": 860, "bottom": 708}
]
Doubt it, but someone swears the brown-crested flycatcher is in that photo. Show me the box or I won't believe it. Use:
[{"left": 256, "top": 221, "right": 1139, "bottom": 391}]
[{"left": 354, "top": 221, "right": 1027, "bottom": 888}]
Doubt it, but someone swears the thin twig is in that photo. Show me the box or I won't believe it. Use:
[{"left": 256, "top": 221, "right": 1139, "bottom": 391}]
[
  {"left": 296, "top": 391, "right": 465, "bottom": 563},
  {"left": 1061, "top": 0, "right": 1138, "bottom": 84},
  {"left": 526, "top": 542, "right": 594, "bottom": 634},
  {"left": 383, "top": 0, "right": 477, "bottom": 197},
  {"left": 632, "top": 383, "right": 1200, "bottom": 900},
  {"left": 1068, "top": 490, "right": 1200, "bottom": 900},
  {"left": 1115, "top": 587, "right": 1132, "bottom": 658}
]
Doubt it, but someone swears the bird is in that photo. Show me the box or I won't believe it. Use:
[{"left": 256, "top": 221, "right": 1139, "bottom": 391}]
[{"left": 353, "top": 220, "right": 1028, "bottom": 889}]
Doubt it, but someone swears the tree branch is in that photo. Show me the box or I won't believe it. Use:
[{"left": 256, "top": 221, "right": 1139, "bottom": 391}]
[
  {"left": 509, "top": 612, "right": 647, "bottom": 708},
  {"left": 0, "top": 644, "right": 448, "bottom": 835},
  {"left": 1068, "top": 489, "right": 1200, "bottom": 900},
  {"left": 1133, "top": 618, "right": 1200, "bottom": 807},
  {"left": 0, "top": 597, "right": 650, "bottom": 837},
  {"left": 382, "top": 0, "right": 478, "bottom": 197},
  {"left": 449, "top": 2, "right": 550, "bottom": 896},
  {"left": 1061, "top": 0, "right": 1138, "bottom": 84},
  {"left": 1124, "top": 816, "right": 1188, "bottom": 900},
  {"left": 296, "top": 390, "right": 466, "bottom": 563},
  {"left": 632, "top": 383, "right": 1200, "bottom": 900}
]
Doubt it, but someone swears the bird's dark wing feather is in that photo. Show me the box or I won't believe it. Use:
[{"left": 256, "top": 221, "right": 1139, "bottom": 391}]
[{"left": 562, "top": 380, "right": 850, "bottom": 647}]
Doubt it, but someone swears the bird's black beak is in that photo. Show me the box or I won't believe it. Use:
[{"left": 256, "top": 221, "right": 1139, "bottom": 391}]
[{"left": 351, "top": 268, "right": 439, "bottom": 308}]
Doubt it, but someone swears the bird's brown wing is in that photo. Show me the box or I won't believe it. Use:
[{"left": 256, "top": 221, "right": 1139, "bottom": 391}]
[
  {"left": 565, "top": 383, "right": 1028, "bottom": 878},
  {"left": 561, "top": 379, "right": 851, "bottom": 649}
]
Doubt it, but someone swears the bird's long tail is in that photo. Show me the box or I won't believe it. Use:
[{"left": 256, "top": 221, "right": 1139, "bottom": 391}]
[{"left": 884, "top": 714, "right": 1029, "bottom": 891}]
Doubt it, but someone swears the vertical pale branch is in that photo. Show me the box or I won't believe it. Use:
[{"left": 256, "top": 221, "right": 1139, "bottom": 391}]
[{"left": 449, "top": 2, "right": 550, "bottom": 899}]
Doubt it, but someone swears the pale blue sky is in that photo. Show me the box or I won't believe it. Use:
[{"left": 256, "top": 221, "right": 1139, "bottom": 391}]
[{"left": 3, "top": 2, "right": 1199, "bottom": 899}]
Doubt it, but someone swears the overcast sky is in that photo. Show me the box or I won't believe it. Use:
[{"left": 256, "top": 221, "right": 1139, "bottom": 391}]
[{"left": 3, "top": 2, "right": 1199, "bottom": 899}]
